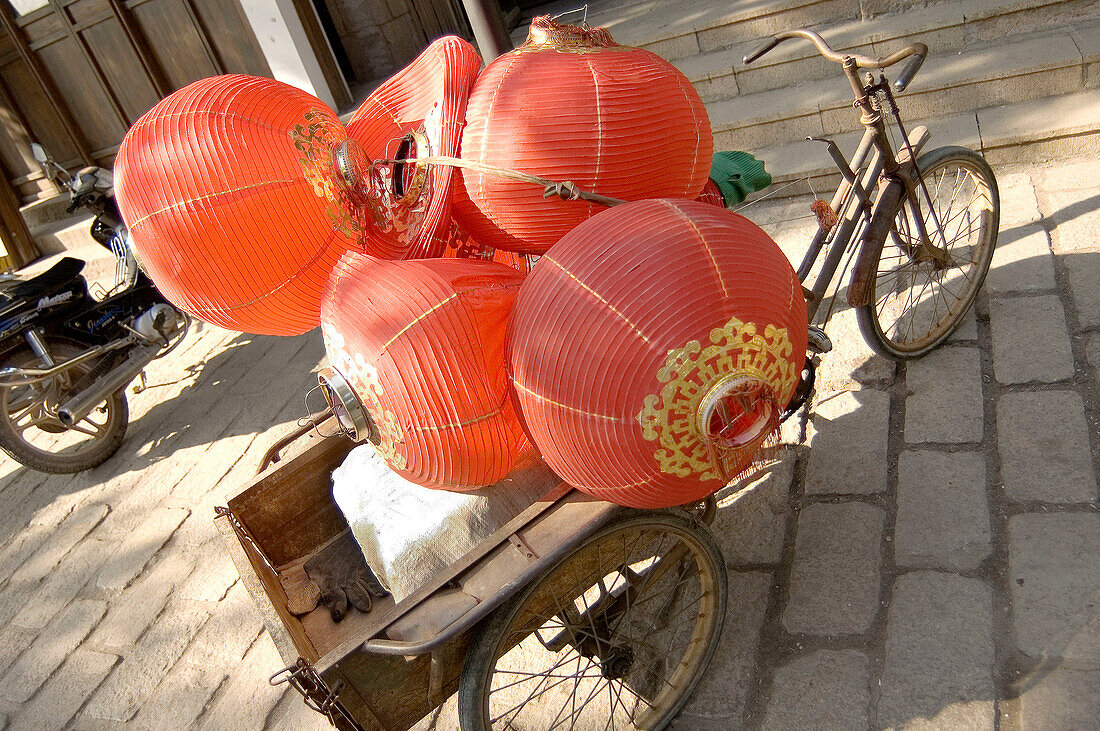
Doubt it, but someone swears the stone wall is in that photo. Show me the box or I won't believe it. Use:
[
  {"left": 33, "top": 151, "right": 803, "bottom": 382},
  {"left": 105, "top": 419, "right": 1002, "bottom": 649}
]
[{"left": 323, "top": 0, "right": 428, "bottom": 83}]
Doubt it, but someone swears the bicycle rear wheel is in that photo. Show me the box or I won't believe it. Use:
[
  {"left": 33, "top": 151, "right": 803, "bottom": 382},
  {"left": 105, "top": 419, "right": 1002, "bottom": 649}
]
[
  {"left": 457, "top": 511, "right": 727, "bottom": 730},
  {"left": 857, "top": 146, "right": 999, "bottom": 359}
]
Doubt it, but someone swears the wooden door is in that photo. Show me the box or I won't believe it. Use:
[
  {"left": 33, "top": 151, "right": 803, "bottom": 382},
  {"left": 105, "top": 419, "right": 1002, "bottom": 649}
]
[{"left": 0, "top": 0, "right": 271, "bottom": 203}]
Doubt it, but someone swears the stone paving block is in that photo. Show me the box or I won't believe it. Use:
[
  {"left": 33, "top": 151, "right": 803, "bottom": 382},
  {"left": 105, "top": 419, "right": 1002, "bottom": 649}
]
[
  {"left": 1001, "top": 667, "right": 1100, "bottom": 731},
  {"left": 9, "top": 649, "right": 117, "bottom": 731},
  {"left": 997, "top": 390, "right": 1097, "bottom": 503},
  {"left": 0, "top": 599, "right": 106, "bottom": 703},
  {"left": 816, "top": 307, "right": 897, "bottom": 392},
  {"left": 904, "top": 346, "right": 984, "bottom": 444},
  {"left": 879, "top": 572, "right": 995, "bottom": 729},
  {"left": 896, "top": 451, "right": 991, "bottom": 572},
  {"left": 997, "top": 172, "right": 1042, "bottom": 227},
  {"left": 948, "top": 308, "right": 978, "bottom": 343},
  {"left": 674, "top": 571, "right": 771, "bottom": 725},
  {"left": 1009, "top": 513, "right": 1100, "bottom": 664},
  {"left": 10, "top": 503, "right": 107, "bottom": 586},
  {"left": 85, "top": 598, "right": 211, "bottom": 722},
  {"left": 0, "top": 626, "right": 35, "bottom": 680},
  {"left": 168, "top": 490, "right": 224, "bottom": 548},
  {"left": 13, "top": 534, "right": 111, "bottom": 631},
  {"left": 1089, "top": 331, "right": 1100, "bottom": 376},
  {"left": 131, "top": 661, "right": 226, "bottom": 731},
  {"left": 762, "top": 649, "right": 870, "bottom": 730},
  {"left": 711, "top": 450, "right": 795, "bottom": 566},
  {"left": 271, "top": 689, "right": 331, "bottom": 730},
  {"left": 170, "top": 430, "right": 255, "bottom": 502},
  {"left": 0, "top": 526, "right": 51, "bottom": 589},
  {"left": 94, "top": 452, "right": 195, "bottom": 539},
  {"left": 95, "top": 505, "right": 189, "bottom": 592},
  {"left": 805, "top": 389, "right": 890, "bottom": 495},
  {"left": 1039, "top": 158, "right": 1100, "bottom": 255},
  {"left": 89, "top": 546, "right": 197, "bottom": 651},
  {"left": 1063, "top": 251, "right": 1100, "bottom": 328},
  {"left": 985, "top": 225, "right": 1056, "bottom": 294},
  {"left": 198, "top": 632, "right": 285, "bottom": 731},
  {"left": 988, "top": 295, "right": 1074, "bottom": 384},
  {"left": 783, "top": 502, "right": 884, "bottom": 636},
  {"left": 0, "top": 583, "right": 36, "bottom": 628},
  {"left": 180, "top": 581, "right": 262, "bottom": 670},
  {"left": 179, "top": 541, "right": 239, "bottom": 603}
]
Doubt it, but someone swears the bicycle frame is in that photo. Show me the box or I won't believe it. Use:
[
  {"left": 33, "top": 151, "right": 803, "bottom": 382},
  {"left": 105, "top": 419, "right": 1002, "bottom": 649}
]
[{"left": 796, "top": 85, "right": 929, "bottom": 323}]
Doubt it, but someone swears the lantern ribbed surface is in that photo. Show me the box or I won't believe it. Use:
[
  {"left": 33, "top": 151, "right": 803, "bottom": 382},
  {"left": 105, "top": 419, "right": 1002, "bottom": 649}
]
[
  {"left": 115, "top": 75, "right": 361, "bottom": 336},
  {"left": 322, "top": 252, "right": 528, "bottom": 490},
  {"left": 508, "top": 199, "right": 807, "bottom": 508},
  {"left": 452, "top": 16, "right": 713, "bottom": 255},
  {"left": 345, "top": 37, "right": 482, "bottom": 259}
]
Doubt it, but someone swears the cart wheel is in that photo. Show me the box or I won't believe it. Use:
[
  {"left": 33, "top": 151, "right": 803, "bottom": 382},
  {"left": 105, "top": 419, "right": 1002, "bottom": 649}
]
[{"left": 458, "top": 510, "right": 727, "bottom": 730}]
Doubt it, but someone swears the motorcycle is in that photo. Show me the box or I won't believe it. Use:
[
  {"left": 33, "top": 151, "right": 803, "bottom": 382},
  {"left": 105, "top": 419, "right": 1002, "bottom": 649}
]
[{"left": 0, "top": 144, "right": 188, "bottom": 473}]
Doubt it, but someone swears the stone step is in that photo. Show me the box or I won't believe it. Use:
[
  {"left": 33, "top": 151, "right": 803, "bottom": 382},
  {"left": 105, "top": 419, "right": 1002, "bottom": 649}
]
[
  {"left": 708, "top": 23, "right": 1096, "bottom": 151},
  {"left": 740, "top": 89, "right": 1100, "bottom": 202},
  {"left": 675, "top": 0, "right": 1100, "bottom": 101},
  {"left": 27, "top": 212, "right": 96, "bottom": 257}
]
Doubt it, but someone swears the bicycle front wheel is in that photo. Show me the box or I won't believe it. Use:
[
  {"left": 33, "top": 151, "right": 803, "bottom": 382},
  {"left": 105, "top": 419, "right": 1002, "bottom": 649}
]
[{"left": 857, "top": 146, "right": 999, "bottom": 359}]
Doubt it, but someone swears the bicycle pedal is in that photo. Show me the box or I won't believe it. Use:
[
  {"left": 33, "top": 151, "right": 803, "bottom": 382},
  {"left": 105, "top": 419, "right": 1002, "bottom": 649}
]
[{"left": 807, "top": 326, "right": 832, "bottom": 354}]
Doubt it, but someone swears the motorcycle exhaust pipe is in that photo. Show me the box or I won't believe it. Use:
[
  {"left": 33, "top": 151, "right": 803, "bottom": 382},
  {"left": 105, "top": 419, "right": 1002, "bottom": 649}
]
[{"left": 57, "top": 343, "right": 161, "bottom": 428}]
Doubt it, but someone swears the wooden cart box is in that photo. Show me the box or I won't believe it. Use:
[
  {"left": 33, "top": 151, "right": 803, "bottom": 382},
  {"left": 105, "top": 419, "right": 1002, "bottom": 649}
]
[{"left": 215, "top": 420, "right": 623, "bottom": 730}]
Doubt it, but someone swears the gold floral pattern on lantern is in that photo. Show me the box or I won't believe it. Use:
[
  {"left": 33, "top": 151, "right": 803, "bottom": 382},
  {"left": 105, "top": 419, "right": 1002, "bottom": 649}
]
[
  {"left": 321, "top": 324, "right": 406, "bottom": 469},
  {"left": 291, "top": 110, "right": 361, "bottom": 237},
  {"left": 637, "top": 316, "right": 798, "bottom": 480}
]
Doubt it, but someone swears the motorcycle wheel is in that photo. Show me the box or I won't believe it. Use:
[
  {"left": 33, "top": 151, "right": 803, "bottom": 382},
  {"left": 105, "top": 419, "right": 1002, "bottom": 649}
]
[{"left": 0, "top": 339, "right": 128, "bottom": 473}]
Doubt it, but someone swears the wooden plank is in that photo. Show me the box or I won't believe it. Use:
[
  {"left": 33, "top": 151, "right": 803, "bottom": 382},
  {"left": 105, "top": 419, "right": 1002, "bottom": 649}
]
[{"left": 215, "top": 513, "right": 315, "bottom": 665}]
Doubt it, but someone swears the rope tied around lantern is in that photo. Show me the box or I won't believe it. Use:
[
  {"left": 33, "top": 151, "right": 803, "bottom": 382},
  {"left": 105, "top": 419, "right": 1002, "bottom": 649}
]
[{"left": 371, "top": 154, "right": 627, "bottom": 208}]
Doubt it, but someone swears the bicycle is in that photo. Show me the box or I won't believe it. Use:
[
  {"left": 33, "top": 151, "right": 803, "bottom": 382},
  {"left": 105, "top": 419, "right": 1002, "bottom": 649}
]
[{"left": 743, "top": 28, "right": 1001, "bottom": 361}]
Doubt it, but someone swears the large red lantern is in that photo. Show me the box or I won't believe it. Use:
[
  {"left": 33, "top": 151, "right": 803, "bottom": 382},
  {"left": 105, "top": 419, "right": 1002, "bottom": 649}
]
[
  {"left": 452, "top": 16, "right": 713, "bottom": 254},
  {"left": 345, "top": 37, "right": 482, "bottom": 259},
  {"left": 508, "top": 199, "right": 807, "bottom": 508},
  {"left": 321, "top": 252, "right": 528, "bottom": 490},
  {"left": 115, "top": 75, "right": 365, "bottom": 336}
]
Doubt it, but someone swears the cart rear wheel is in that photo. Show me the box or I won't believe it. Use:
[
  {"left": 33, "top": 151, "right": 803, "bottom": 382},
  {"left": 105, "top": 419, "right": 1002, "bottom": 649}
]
[{"left": 458, "top": 511, "right": 727, "bottom": 730}]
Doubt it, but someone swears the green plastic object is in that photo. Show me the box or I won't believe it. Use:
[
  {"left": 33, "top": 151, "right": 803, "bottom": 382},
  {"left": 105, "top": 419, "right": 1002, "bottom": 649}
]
[{"left": 708, "top": 151, "right": 772, "bottom": 205}]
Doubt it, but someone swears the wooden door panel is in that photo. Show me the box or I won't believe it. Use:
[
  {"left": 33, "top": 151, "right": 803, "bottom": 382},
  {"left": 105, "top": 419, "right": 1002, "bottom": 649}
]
[
  {"left": 129, "top": 0, "right": 216, "bottom": 89},
  {"left": 65, "top": 0, "right": 111, "bottom": 27},
  {"left": 189, "top": 0, "right": 269, "bottom": 79},
  {"left": 36, "top": 36, "right": 126, "bottom": 153},
  {"left": 1, "top": 57, "right": 79, "bottom": 168},
  {"left": 81, "top": 15, "right": 159, "bottom": 120}
]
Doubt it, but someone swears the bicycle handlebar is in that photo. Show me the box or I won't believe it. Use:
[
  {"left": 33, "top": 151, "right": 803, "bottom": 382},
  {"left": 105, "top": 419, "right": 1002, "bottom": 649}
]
[{"left": 743, "top": 29, "right": 927, "bottom": 91}]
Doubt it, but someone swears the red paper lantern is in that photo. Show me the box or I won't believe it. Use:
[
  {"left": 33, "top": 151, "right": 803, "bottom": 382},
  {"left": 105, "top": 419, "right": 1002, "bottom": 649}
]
[
  {"left": 697, "top": 179, "right": 726, "bottom": 208},
  {"left": 115, "top": 75, "right": 362, "bottom": 335},
  {"left": 508, "top": 199, "right": 807, "bottom": 508},
  {"left": 452, "top": 16, "right": 713, "bottom": 254},
  {"left": 345, "top": 37, "right": 482, "bottom": 259},
  {"left": 321, "top": 252, "right": 528, "bottom": 489}
]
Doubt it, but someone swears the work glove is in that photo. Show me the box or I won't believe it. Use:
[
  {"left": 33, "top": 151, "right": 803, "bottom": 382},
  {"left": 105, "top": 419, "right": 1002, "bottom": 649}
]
[{"left": 304, "top": 529, "right": 389, "bottom": 623}]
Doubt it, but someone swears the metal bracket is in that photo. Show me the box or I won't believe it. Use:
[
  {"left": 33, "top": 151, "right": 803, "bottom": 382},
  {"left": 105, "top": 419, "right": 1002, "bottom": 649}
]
[{"left": 507, "top": 532, "right": 539, "bottom": 563}]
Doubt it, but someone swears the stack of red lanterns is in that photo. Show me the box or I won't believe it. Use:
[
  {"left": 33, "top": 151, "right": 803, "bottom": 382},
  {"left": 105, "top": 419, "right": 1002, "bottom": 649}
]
[{"left": 114, "top": 18, "right": 807, "bottom": 508}]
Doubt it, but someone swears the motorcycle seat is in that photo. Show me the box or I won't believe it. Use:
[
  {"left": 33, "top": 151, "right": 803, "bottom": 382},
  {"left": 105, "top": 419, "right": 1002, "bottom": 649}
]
[{"left": 3, "top": 257, "right": 85, "bottom": 304}]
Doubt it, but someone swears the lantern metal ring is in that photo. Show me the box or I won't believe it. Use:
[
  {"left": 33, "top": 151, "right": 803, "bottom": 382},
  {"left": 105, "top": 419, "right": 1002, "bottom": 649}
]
[{"left": 318, "top": 367, "right": 378, "bottom": 444}]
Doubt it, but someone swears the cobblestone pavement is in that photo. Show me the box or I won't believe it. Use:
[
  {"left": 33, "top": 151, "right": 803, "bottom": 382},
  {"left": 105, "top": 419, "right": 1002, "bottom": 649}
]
[{"left": 0, "top": 156, "right": 1097, "bottom": 730}]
